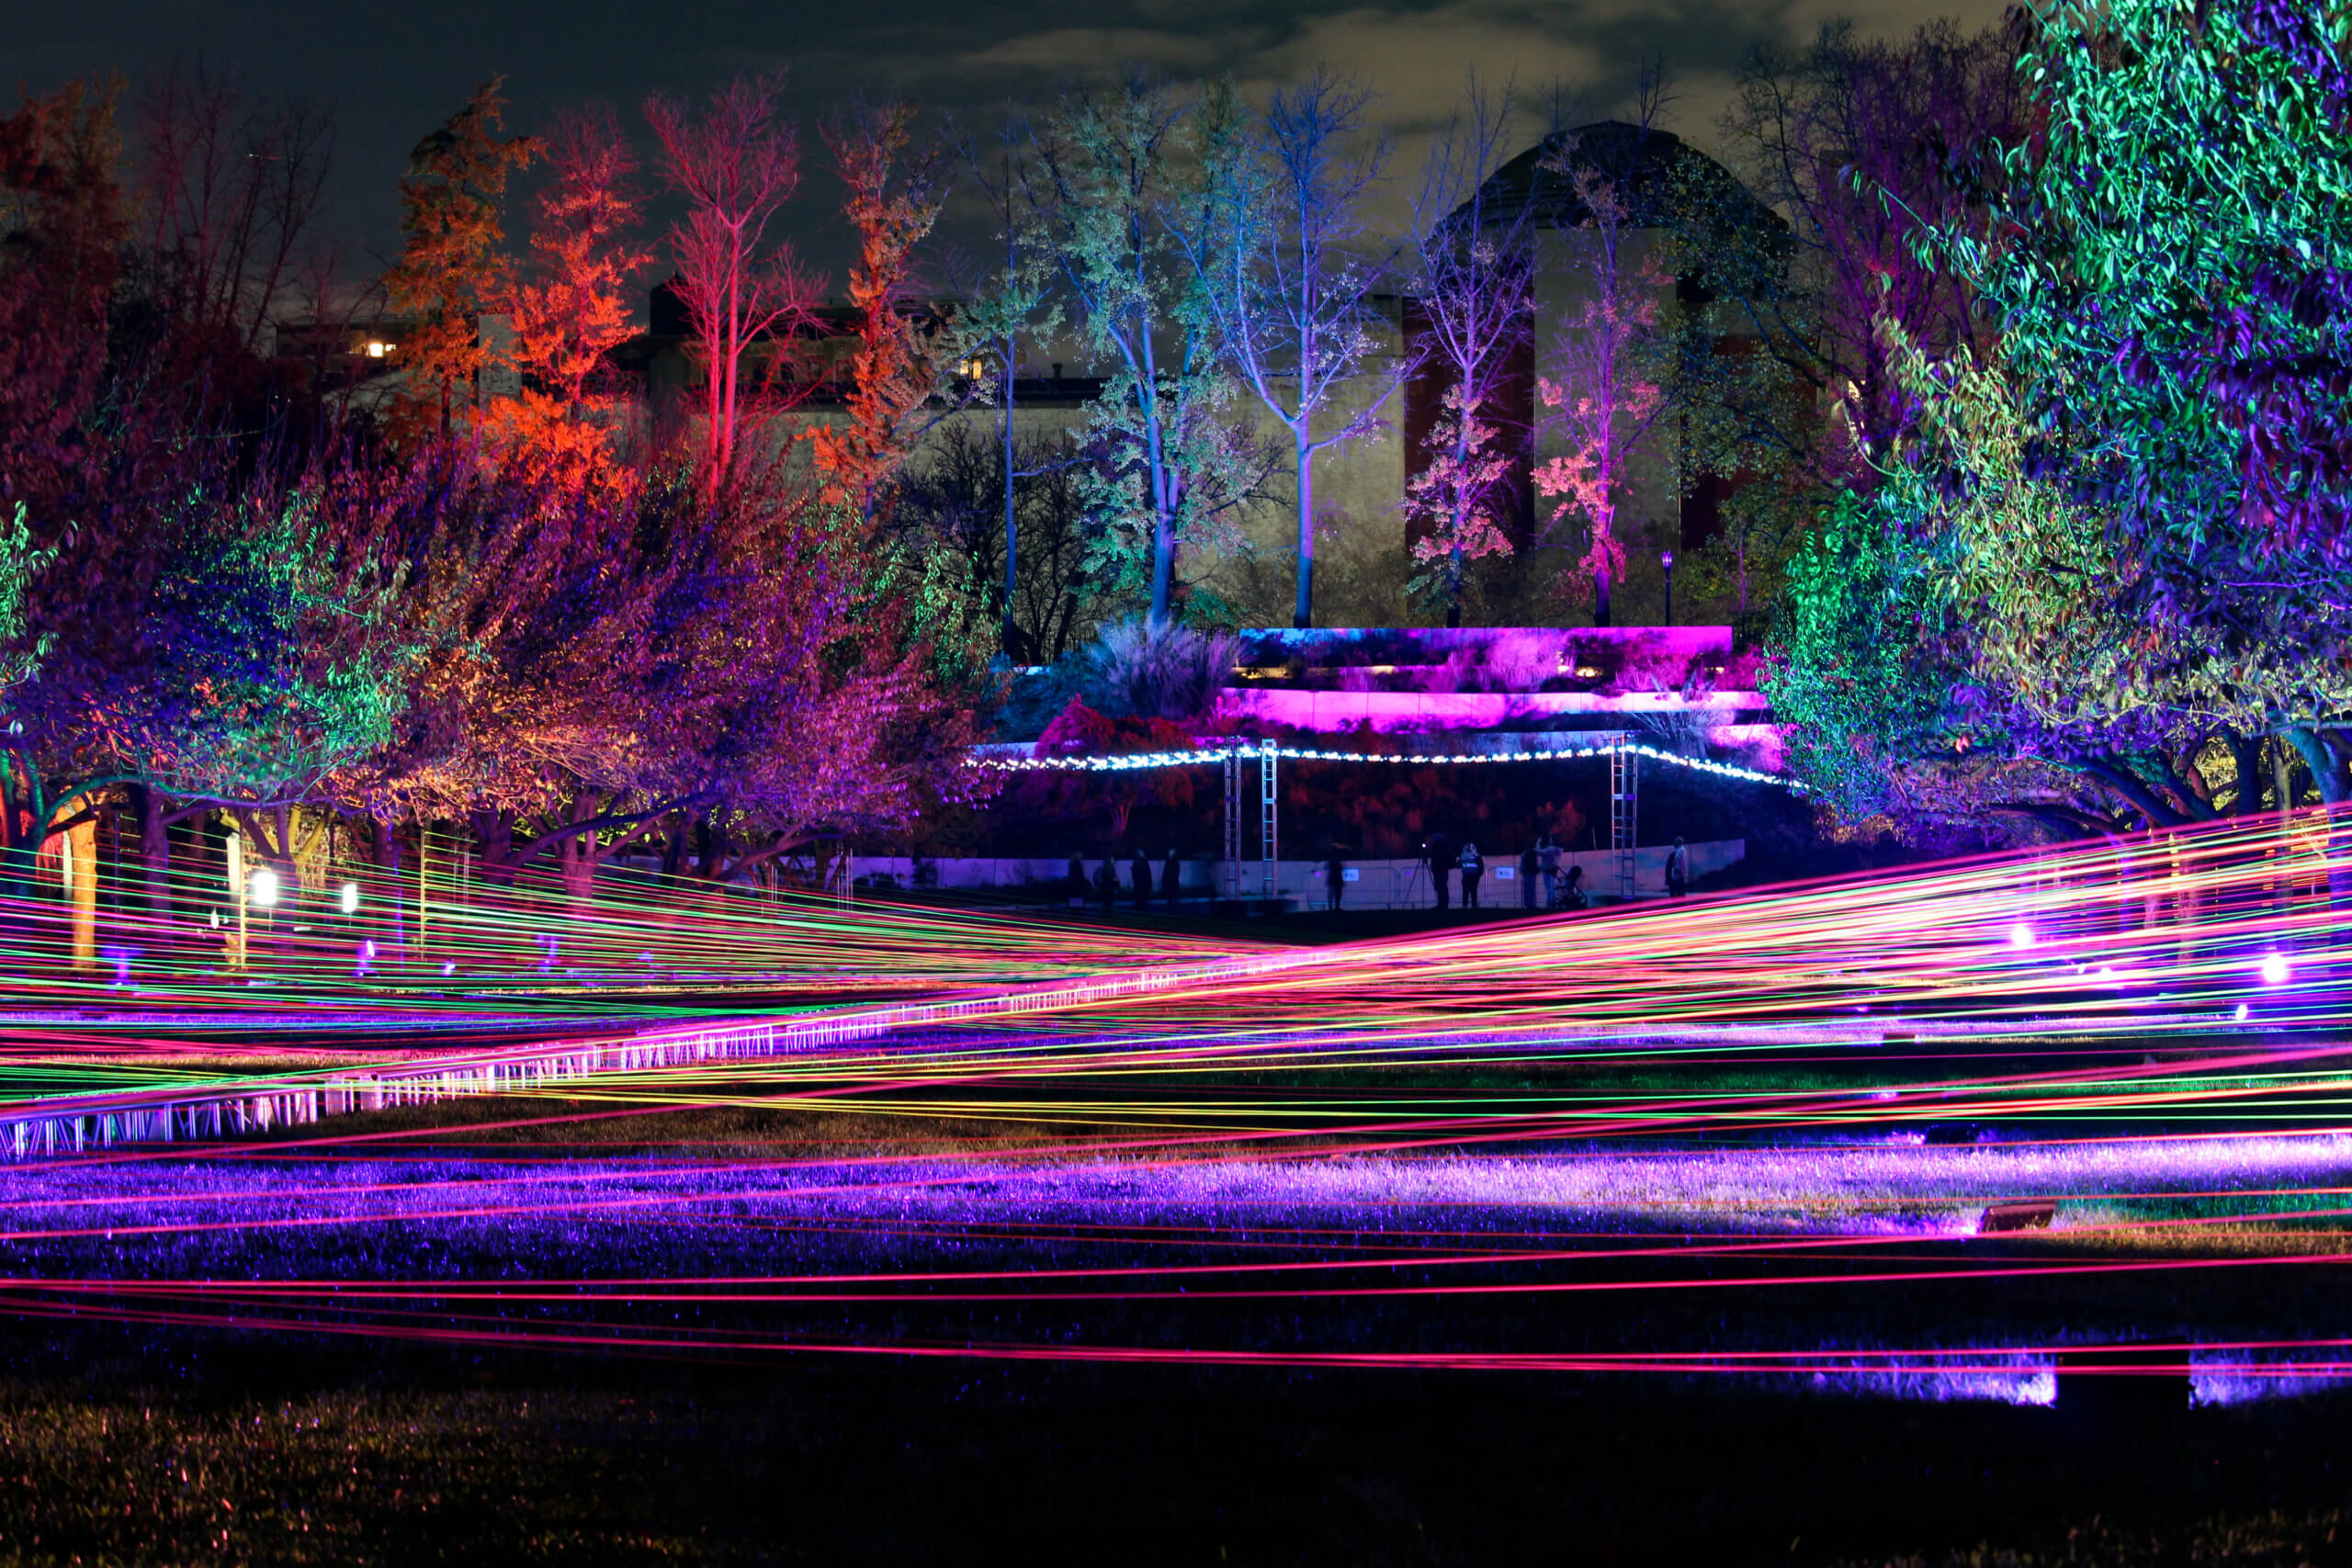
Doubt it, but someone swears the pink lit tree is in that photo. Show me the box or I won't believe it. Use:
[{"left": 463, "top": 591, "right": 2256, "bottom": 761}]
[
  {"left": 1532, "top": 135, "right": 1672, "bottom": 626},
  {"left": 1402, "top": 77, "right": 1537, "bottom": 626},
  {"left": 645, "top": 72, "right": 814, "bottom": 490}
]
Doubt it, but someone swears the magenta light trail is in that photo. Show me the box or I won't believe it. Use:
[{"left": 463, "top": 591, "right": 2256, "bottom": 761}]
[{"left": 0, "top": 813, "right": 2349, "bottom": 1397}]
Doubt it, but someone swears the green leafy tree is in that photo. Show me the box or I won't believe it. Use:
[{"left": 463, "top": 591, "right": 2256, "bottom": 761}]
[
  {"left": 1926, "top": 0, "right": 2352, "bottom": 797},
  {"left": 1764, "top": 487, "right": 1955, "bottom": 819}
]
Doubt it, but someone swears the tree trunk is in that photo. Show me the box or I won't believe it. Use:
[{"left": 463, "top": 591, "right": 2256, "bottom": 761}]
[
  {"left": 2229, "top": 731, "right": 2264, "bottom": 816},
  {"left": 371, "top": 816, "right": 407, "bottom": 961},
  {"left": 1150, "top": 505, "right": 1175, "bottom": 625},
  {"left": 469, "top": 810, "right": 519, "bottom": 884},
  {"left": 126, "top": 784, "right": 175, "bottom": 926},
  {"left": 63, "top": 815, "right": 97, "bottom": 973},
  {"left": 1593, "top": 568, "right": 1612, "bottom": 628},
  {"left": 560, "top": 835, "right": 595, "bottom": 906},
  {"left": 1001, "top": 364, "right": 1021, "bottom": 660},
  {"left": 2282, "top": 726, "right": 2352, "bottom": 907},
  {"left": 1293, "top": 431, "right": 1315, "bottom": 630}
]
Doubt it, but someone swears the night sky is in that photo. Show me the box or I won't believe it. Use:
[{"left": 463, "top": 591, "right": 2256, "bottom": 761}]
[{"left": 6, "top": 0, "right": 2009, "bottom": 293}]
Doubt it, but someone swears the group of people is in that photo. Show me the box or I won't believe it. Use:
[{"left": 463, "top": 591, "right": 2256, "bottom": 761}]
[
  {"left": 1416, "top": 832, "right": 1690, "bottom": 911},
  {"left": 1071, "top": 850, "right": 1186, "bottom": 912},
  {"left": 1418, "top": 832, "right": 1582, "bottom": 912},
  {"left": 1070, "top": 833, "right": 1693, "bottom": 917}
]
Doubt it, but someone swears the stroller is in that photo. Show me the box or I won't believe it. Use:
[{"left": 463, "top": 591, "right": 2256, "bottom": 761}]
[{"left": 1548, "top": 864, "right": 1590, "bottom": 911}]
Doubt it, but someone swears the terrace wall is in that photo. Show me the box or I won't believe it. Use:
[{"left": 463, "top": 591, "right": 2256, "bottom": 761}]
[{"left": 840, "top": 840, "right": 1744, "bottom": 909}]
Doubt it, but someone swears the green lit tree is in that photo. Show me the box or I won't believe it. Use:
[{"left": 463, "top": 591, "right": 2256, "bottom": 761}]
[
  {"left": 1774, "top": 0, "right": 2352, "bottom": 840},
  {"left": 1018, "top": 76, "right": 1257, "bottom": 623},
  {"left": 1925, "top": 0, "right": 2352, "bottom": 796}
]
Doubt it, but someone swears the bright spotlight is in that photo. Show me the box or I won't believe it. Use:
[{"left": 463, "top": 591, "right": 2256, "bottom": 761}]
[
  {"left": 248, "top": 869, "right": 280, "bottom": 909},
  {"left": 2233, "top": 1002, "right": 2251, "bottom": 1022},
  {"left": 2007, "top": 922, "right": 2035, "bottom": 950},
  {"left": 339, "top": 881, "right": 360, "bottom": 915},
  {"left": 2258, "top": 953, "right": 2292, "bottom": 987}
]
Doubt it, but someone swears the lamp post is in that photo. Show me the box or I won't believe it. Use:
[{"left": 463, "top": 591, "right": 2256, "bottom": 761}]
[{"left": 1660, "top": 549, "right": 1676, "bottom": 625}]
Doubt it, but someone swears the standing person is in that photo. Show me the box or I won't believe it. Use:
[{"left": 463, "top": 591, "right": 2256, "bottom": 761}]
[
  {"left": 1130, "top": 848, "right": 1152, "bottom": 909},
  {"left": 1094, "top": 858, "right": 1118, "bottom": 910},
  {"left": 1538, "top": 833, "right": 1561, "bottom": 907},
  {"left": 1067, "top": 854, "right": 1087, "bottom": 908},
  {"left": 1163, "top": 848, "right": 1182, "bottom": 912},
  {"left": 1459, "top": 840, "right": 1484, "bottom": 908},
  {"left": 1518, "top": 842, "right": 1539, "bottom": 910},
  {"left": 1325, "top": 850, "right": 1346, "bottom": 912},
  {"left": 1665, "top": 836, "right": 1690, "bottom": 898},
  {"left": 1425, "top": 832, "right": 1452, "bottom": 910}
]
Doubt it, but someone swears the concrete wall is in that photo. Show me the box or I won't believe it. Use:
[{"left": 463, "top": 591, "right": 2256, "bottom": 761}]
[{"left": 841, "top": 839, "right": 1744, "bottom": 910}]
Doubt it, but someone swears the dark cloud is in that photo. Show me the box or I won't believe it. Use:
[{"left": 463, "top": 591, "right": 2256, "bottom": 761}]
[{"left": 4, "top": 0, "right": 2010, "bottom": 288}]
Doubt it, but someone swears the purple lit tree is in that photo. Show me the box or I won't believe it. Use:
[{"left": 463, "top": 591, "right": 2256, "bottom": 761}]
[{"left": 1189, "top": 70, "right": 1398, "bottom": 629}]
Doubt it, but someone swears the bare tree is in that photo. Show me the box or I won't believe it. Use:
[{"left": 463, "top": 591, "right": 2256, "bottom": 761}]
[
  {"left": 1403, "top": 75, "right": 1539, "bottom": 627},
  {"left": 1189, "top": 70, "right": 1398, "bottom": 628},
  {"left": 1533, "top": 90, "right": 1679, "bottom": 626},
  {"left": 132, "top": 62, "right": 336, "bottom": 357},
  {"left": 646, "top": 71, "right": 814, "bottom": 488},
  {"left": 957, "top": 123, "right": 1063, "bottom": 657},
  {"left": 1017, "top": 75, "right": 1248, "bottom": 623},
  {"left": 893, "top": 423, "right": 1098, "bottom": 663}
]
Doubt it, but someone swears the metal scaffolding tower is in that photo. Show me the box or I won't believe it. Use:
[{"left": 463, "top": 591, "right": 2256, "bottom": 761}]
[
  {"left": 1197, "top": 729, "right": 1646, "bottom": 908},
  {"left": 1223, "top": 750, "right": 1243, "bottom": 899},
  {"left": 1258, "top": 739, "right": 1279, "bottom": 897},
  {"left": 1609, "top": 743, "right": 1640, "bottom": 900}
]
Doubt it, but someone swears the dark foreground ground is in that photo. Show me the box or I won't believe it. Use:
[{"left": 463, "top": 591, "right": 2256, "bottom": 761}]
[
  {"left": 0, "top": 1330, "right": 2348, "bottom": 1566},
  {"left": 6, "top": 1040, "right": 2349, "bottom": 1564}
]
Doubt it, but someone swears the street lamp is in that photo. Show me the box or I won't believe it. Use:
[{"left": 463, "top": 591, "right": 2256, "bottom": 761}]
[{"left": 1660, "top": 549, "right": 1676, "bottom": 625}]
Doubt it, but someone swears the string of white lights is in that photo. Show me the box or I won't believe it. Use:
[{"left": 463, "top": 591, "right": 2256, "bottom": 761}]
[{"left": 974, "top": 740, "right": 1801, "bottom": 791}]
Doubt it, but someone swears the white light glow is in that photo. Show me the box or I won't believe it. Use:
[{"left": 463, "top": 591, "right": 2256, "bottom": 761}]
[
  {"left": 2007, "top": 923, "right": 2035, "bottom": 950},
  {"left": 248, "top": 869, "right": 280, "bottom": 909},
  {"left": 339, "top": 881, "right": 360, "bottom": 915},
  {"left": 2259, "top": 953, "right": 2292, "bottom": 987}
]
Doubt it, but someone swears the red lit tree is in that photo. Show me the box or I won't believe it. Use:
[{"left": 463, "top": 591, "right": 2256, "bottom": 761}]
[
  {"left": 483, "top": 106, "right": 653, "bottom": 488},
  {"left": 645, "top": 72, "right": 814, "bottom": 490},
  {"left": 808, "top": 101, "right": 949, "bottom": 528}
]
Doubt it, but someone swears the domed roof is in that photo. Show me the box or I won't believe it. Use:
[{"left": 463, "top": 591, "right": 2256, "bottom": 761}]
[{"left": 1450, "top": 119, "right": 1781, "bottom": 237}]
